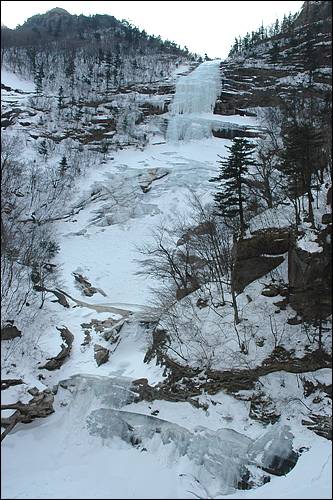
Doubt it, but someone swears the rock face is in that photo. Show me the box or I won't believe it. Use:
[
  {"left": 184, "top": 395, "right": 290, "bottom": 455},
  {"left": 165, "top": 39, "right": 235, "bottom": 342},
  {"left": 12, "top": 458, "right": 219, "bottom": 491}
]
[
  {"left": 288, "top": 235, "right": 332, "bottom": 321},
  {"left": 217, "top": 1, "right": 332, "bottom": 114},
  {"left": 302, "top": 414, "right": 332, "bottom": 440},
  {"left": 39, "top": 327, "right": 74, "bottom": 370},
  {"left": 73, "top": 272, "right": 98, "bottom": 297},
  {"left": 322, "top": 213, "right": 332, "bottom": 225},
  {"left": 1, "top": 389, "right": 54, "bottom": 440},
  {"left": 94, "top": 344, "right": 110, "bottom": 366},
  {"left": 295, "top": 1, "right": 332, "bottom": 27},
  {"left": 233, "top": 229, "right": 290, "bottom": 293},
  {"left": 1, "top": 324, "right": 22, "bottom": 341}
]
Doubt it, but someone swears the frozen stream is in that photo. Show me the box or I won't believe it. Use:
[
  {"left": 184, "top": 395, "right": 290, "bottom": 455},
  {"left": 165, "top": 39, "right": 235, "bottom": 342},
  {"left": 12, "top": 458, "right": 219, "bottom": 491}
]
[
  {"left": 2, "top": 374, "right": 299, "bottom": 499},
  {"left": 54, "top": 60, "right": 245, "bottom": 308}
]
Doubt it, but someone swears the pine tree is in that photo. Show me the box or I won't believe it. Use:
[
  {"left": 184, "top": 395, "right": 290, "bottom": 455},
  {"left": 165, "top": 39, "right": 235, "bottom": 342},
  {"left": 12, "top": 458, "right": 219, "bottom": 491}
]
[
  {"left": 304, "top": 38, "right": 316, "bottom": 85},
  {"left": 59, "top": 155, "right": 68, "bottom": 176},
  {"left": 113, "top": 48, "right": 122, "bottom": 88},
  {"left": 274, "top": 18, "right": 280, "bottom": 36},
  {"left": 65, "top": 54, "right": 75, "bottom": 93},
  {"left": 38, "top": 139, "right": 48, "bottom": 161},
  {"left": 57, "top": 85, "right": 64, "bottom": 110},
  {"left": 269, "top": 42, "right": 280, "bottom": 63},
  {"left": 34, "top": 63, "right": 44, "bottom": 95},
  {"left": 105, "top": 50, "right": 113, "bottom": 91},
  {"left": 209, "top": 138, "right": 256, "bottom": 237},
  {"left": 281, "top": 124, "right": 324, "bottom": 227}
]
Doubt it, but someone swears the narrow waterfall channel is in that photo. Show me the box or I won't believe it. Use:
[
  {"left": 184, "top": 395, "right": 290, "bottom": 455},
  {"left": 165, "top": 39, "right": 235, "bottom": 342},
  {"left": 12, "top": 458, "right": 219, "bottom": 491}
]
[{"left": 166, "top": 60, "right": 222, "bottom": 142}]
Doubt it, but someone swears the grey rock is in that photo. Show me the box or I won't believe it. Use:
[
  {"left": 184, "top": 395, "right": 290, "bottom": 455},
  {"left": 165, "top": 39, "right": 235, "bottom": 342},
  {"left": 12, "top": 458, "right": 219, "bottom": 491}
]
[{"left": 94, "top": 344, "right": 110, "bottom": 366}]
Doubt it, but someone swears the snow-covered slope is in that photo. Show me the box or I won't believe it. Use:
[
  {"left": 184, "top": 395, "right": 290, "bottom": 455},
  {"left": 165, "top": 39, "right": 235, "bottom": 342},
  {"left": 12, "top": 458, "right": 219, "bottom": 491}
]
[{"left": 1, "top": 68, "right": 35, "bottom": 92}]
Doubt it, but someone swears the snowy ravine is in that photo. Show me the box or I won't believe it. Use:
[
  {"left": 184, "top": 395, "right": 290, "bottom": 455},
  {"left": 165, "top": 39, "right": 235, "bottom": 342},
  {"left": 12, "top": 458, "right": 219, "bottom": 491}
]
[{"left": 1, "top": 63, "right": 332, "bottom": 500}]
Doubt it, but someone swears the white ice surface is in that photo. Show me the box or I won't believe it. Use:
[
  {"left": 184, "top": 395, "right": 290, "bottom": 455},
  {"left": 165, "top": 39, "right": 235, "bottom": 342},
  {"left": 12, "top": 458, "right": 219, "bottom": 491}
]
[{"left": 1, "top": 68, "right": 35, "bottom": 92}]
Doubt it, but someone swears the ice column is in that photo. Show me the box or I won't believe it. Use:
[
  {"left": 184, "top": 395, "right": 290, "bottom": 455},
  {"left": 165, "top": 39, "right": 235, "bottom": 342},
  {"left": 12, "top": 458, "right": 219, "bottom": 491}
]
[{"left": 166, "top": 60, "right": 221, "bottom": 142}]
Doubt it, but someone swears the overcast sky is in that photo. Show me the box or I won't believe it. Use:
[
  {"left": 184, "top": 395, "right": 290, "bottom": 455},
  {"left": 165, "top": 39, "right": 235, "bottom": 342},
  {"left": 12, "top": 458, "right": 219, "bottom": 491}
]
[{"left": 1, "top": 1, "right": 304, "bottom": 58}]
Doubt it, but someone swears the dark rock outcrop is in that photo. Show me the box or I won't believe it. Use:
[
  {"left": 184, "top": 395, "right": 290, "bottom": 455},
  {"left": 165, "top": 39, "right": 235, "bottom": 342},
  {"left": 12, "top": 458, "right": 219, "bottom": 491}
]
[
  {"left": 1, "top": 379, "right": 24, "bottom": 390},
  {"left": 217, "top": 0, "right": 332, "bottom": 114},
  {"left": 249, "top": 391, "right": 281, "bottom": 425},
  {"left": 288, "top": 235, "right": 332, "bottom": 321},
  {"left": 322, "top": 213, "right": 332, "bottom": 225},
  {"left": 232, "top": 229, "right": 290, "bottom": 293},
  {"left": 1, "top": 389, "right": 54, "bottom": 441},
  {"left": 234, "top": 255, "right": 285, "bottom": 293},
  {"left": 94, "top": 344, "right": 110, "bottom": 366},
  {"left": 33, "top": 285, "right": 70, "bottom": 308},
  {"left": 177, "top": 221, "right": 215, "bottom": 246},
  {"left": 39, "top": 327, "right": 74, "bottom": 370},
  {"left": 248, "top": 425, "right": 298, "bottom": 476},
  {"left": 302, "top": 414, "right": 332, "bottom": 440},
  {"left": 73, "top": 272, "right": 98, "bottom": 297},
  {"left": 1, "top": 324, "right": 22, "bottom": 341}
]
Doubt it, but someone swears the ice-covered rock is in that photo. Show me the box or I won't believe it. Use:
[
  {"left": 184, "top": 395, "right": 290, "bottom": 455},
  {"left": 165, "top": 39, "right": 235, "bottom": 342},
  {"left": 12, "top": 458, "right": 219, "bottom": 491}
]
[{"left": 248, "top": 424, "right": 298, "bottom": 476}]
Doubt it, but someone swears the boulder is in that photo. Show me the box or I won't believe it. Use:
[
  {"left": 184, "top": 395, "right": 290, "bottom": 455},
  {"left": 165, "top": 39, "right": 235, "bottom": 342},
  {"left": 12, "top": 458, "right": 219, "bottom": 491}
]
[
  {"left": 232, "top": 229, "right": 291, "bottom": 293},
  {"left": 132, "top": 378, "right": 148, "bottom": 386},
  {"left": 196, "top": 297, "right": 209, "bottom": 309},
  {"left": 73, "top": 272, "right": 98, "bottom": 297},
  {"left": 288, "top": 235, "right": 332, "bottom": 321},
  {"left": 39, "top": 327, "right": 74, "bottom": 370},
  {"left": 236, "top": 230, "right": 291, "bottom": 259},
  {"left": 1, "top": 389, "right": 54, "bottom": 440},
  {"left": 322, "top": 213, "right": 332, "bottom": 225},
  {"left": 234, "top": 255, "right": 284, "bottom": 294},
  {"left": 248, "top": 425, "right": 298, "bottom": 476},
  {"left": 287, "top": 316, "right": 303, "bottom": 325},
  {"left": 261, "top": 286, "right": 280, "bottom": 298},
  {"left": 1, "top": 324, "right": 22, "bottom": 341},
  {"left": 94, "top": 344, "right": 109, "bottom": 366}
]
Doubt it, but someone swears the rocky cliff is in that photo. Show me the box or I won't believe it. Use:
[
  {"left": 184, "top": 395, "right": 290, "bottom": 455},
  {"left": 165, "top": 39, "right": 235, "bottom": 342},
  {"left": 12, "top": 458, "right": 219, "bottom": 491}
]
[{"left": 215, "top": 1, "right": 332, "bottom": 115}]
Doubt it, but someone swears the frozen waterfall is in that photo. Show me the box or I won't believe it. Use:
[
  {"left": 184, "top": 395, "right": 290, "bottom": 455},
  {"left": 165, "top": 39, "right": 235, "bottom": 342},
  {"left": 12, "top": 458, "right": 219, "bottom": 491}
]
[{"left": 166, "top": 60, "right": 222, "bottom": 142}]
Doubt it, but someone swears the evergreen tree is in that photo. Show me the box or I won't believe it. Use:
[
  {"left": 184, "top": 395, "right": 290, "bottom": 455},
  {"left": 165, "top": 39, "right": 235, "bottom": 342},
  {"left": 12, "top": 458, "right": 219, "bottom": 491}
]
[
  {"left": 105, "top": 50, "right": 113, "bottom": 90},
  {"left": 65, "top": 54, "right": 75, "bottom": 93},
  {"left": 209, "top": 138, "right": 256, "bottom": 237},
  {"left": 269, "top": 42, "right": 280, "bottom": 63},
  {"left": 57, "top": 85, "right": 64, "bottom": 110},
  {"left": 281, "top": 123, "right": 324, "bottom": 227},
  {"left": 243, "top": 33, "right": 250, "bottom": 50},
  {"left": 304, "top": 38, "right": 316, "bottom": 85},
  {"left": 59, "top": 155, "right": 68, "bottom": 176},
  {"left": 38, "top": 139, "right": 48, "bottom": 160},
  {"left": 113, "top": 48, "right": 122, "bottom": 88},
  {"left": 274, "top": 18, "right": 280, "bottom": 36},
  {"left": 34, "top": 63, "right": 44, "bottom": 95}
]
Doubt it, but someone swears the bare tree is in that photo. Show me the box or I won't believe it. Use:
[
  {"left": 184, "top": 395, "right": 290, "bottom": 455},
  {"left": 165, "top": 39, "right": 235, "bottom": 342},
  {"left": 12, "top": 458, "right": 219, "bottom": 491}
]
[{"left": 1, "top": 135, "right": 60, "bottom": 324}]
